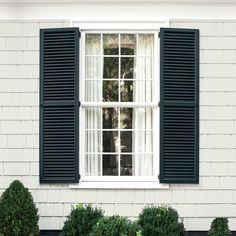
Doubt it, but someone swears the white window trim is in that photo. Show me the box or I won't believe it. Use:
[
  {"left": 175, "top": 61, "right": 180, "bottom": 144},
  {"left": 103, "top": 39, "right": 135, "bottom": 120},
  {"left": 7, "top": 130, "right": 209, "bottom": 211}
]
[{"left": 70, "top": 21, "right": 169, "bottom": 189}]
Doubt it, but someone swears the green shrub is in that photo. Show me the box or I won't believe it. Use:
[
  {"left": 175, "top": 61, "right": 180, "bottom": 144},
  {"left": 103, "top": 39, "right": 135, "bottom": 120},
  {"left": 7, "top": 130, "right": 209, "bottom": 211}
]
[
  {"left": 89, "top": 215, "right": 141, "bottom": 236},
  {"left": 0, "top": 180, "right": 39, "bottom": 236},
  {"left": 208, "top": 218, "right": 231, "bottom": 236},
  {"left": 60, "top": 204, "right": 104, "bottom": 236},
  {"left": 137, "top": 205, "right": 185, "bottom": 236}
]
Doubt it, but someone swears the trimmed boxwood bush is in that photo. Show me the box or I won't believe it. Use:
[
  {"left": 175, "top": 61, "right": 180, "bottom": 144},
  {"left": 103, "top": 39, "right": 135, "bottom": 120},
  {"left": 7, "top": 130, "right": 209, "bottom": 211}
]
[
  {"left": 208, "top": 218, "right": 231, "bottom": 236},
  {"left": 60, "top": 204, "right": 104, "bottom": 236},
  {"left": 0, "top": 180, "right": 39, "bottom": 236},
  {"left": 89, "top": 215, "right": 141, "bottom": 236},
  {"left": 137, "top": 205, "right": 185, "bottom": 236}
]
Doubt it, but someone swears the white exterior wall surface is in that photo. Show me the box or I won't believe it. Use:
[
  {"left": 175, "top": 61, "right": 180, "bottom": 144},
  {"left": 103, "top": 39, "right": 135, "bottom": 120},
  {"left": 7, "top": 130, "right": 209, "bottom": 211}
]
[{"left": 1, "top": 4, "right": 236, "bottom": 231}]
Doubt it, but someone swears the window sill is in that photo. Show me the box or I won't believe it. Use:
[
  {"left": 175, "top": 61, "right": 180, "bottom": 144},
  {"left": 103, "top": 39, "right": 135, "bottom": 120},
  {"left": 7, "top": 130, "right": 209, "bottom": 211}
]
[{"left": 69, "top": 181, "right": 169, "bottom": 189}]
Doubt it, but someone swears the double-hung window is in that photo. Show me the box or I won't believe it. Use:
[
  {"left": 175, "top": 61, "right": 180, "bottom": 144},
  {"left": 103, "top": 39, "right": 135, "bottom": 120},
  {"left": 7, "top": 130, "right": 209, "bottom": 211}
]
[
  {"left": 81, "top": 32, "right": 158, "bottom": 181},
  {"left": 39, "top": 23, "right": 199, "bottom": 185}
]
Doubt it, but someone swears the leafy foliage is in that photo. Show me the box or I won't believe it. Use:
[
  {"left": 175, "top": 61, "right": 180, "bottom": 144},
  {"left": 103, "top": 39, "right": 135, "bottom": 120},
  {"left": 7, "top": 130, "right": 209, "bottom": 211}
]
[
  {"left": 60, "top": 204, "right": 104, "bottom": 236},
  {"left": 208, "top": 218, "right": 231, "bottom": 236},
  {"left": 0, "top": 180, "right": 39, "bottom": 236},
  {"left": 137, "top": 205, "right": 185, "bottom": 236},
  {"left": 89, "top": 215, "right": 141, "bottom": 236}
]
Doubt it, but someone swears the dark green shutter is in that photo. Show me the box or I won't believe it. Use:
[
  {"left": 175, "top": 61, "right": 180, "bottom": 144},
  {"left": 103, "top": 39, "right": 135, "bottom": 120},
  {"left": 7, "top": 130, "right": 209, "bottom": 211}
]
[
  {"left": 40, "top": 28, "right": 80, "bottom": 183},
  {"left": 160, "top": 28, "right": 199, "bottom": 184}
]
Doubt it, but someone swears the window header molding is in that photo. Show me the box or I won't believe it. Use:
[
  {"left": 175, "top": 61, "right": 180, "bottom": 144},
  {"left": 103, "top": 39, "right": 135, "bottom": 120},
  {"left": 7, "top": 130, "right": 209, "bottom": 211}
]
[{"left": 73, "top": 21, "right": 169, "bottom": 31}]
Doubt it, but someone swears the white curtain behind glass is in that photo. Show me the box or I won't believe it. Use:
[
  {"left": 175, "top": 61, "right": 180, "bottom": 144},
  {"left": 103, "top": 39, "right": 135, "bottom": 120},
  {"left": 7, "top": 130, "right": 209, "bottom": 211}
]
[
  {"left": 85, "top": 34, "right": 101, "bottom": 176},
  {"left": 133, "top": 34, "right": 154, "bottom": 176}
]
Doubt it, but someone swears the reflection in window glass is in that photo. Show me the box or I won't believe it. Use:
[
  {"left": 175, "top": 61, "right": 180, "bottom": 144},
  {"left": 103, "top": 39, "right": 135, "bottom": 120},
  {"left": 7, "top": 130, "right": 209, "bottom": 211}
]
[
  {"left": 103, "top": 131, "right": 119, "bottom": 152},
  {"left": 103, "top": 80, "right": 119, "bottom": 102},
  {"left": 103, "top": 108, "right": 118, "bottom": 129},
  {"left": 120, "top": 155, "right": 133, "bottom": 176},
  {"left": 103, "top": 34, "right": 119, "bottom": 55},
  {"left": 121, "top": 57, "right": 135, "bottom": 79},
  {"left": 103, "top": 155, "right": 118, "bottom": 175},
  {"left": 121, "top": 34, "right": 136, "bottom": 55}
]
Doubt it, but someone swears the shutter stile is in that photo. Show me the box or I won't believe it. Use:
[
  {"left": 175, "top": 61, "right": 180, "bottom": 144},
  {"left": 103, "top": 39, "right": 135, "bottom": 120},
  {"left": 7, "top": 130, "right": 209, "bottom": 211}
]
[
  {"left": 160, "top": 28, "right": 199, "bottom": 184},
  {"left": 40, "top": 28, "right": 80, "bottom": 183}
]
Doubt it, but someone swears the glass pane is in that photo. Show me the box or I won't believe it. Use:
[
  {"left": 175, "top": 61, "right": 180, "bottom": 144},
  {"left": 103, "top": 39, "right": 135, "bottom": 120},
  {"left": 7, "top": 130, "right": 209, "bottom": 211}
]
[
  {"left": 137, "top": 57, "right": 153, "bottom": 79},
  {"left": 136, "top": 155, "right": 153, "bottom": 176},
  {"left": 86, "top": 131, "right": 101, "bottom": 153},
  {"left": 132, "top": 80, "right": 153, "bottom": 102},
  {"left": 121, "top": 34, "right": 136, "bottom": 55},
  {"left": 86, "top": 154, "right": 101, "bottom": 176},
  {"left": 103, "top": 131, "right": 119, "bottom": 152},
  {"left": 85, "top": 80, "right": 102, "bottom": 102},
  {"left": 85, "top": 34, "right": 101, "bottom": 55},
  {"left": 138, "top": 34, "right": 154, "bottom": 56},
  {"left": 121, "top": 57, "right": 135, "bottom": 79},
  {"left": 121, "top": 81, "right": 133, "bottom": 102},
  {"left": 120, "top": 108, "right": 133, "bottom": 129},
  {"left": 85, "top": 56, "right": 101, "bottom": 79},
  {"left": 132, "top": 108, "right": 152, "bottom": 130},
  {"left": 85, "top": 108, "right": 101, "bottom": 129},
  {"left": 120, "top": 155, "right": 133, "bottom": 176},
  {"left": 120, "top": 131, "right": 132, "bottom": 152},
  {"left": 103, "top": 80, "right": 118, "bottom": 102},
  {"left": 103, "top": 34, "right": 119, "bottom": 55},
  {"left": 103, "top": 57, "right": 119, "bottom": 78},
  {"left": 103, "top": 108, "right": 118, "bottom": 129},
  {"left": 103, "top": 155, "right": 118, "bottom": 175},
  {"left": 132, "top": 131, "right": 153, "bottom": 153}
]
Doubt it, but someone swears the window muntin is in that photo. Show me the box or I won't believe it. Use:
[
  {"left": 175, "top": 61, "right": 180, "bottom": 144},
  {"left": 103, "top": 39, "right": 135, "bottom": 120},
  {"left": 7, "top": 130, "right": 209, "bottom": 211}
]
[{"left": 83, "top": 32, "right": 157, "bottom": 178}]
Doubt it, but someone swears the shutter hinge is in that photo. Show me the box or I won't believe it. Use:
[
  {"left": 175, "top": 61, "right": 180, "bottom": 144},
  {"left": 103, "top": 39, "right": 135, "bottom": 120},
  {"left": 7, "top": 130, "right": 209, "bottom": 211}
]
[
  {"left": 158, "top": 32, "right": 160, "bottom": 38},
  {"left": 158, "top": 101, "right": 160, "bottom": 107},
  {"left": 79, "top": 31, "right": 81, "bottom": 38},
  {"left": 158, "top": 174, "right": 160, "bottom": 180},
  {"left": 79, "top": 101, "right": 81, "bottom": 107}
]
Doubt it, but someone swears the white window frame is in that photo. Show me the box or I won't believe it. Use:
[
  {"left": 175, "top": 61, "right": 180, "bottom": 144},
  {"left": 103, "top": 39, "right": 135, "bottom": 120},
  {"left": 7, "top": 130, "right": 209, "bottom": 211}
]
[{"left": 70, "top": 21, "right": 169, "bottom": 189}]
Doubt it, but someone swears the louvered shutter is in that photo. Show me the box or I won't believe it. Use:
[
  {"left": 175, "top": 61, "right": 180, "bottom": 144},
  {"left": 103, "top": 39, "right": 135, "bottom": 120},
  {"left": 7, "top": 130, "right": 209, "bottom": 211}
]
[
  {"left": 40, "top": 28, "right": 80, "bottom": 183},
  {"left": 160, "top": 28, "right": 199, "bottom": 184}
]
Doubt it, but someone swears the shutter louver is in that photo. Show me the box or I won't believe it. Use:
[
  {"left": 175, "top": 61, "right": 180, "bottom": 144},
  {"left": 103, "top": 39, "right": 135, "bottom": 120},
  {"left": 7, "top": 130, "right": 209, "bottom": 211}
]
[
  {"left": 40, "top": 28, "right": 80, "bottom": 183},
  {"left": 160, "top": 28, "right": 199, "bottom": 184}
]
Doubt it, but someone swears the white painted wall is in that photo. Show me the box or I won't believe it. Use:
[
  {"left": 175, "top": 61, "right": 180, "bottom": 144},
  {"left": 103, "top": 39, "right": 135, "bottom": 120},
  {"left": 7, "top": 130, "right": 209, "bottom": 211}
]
[{"left": 0, "top": 2, "right": 236, "bottom": 232}]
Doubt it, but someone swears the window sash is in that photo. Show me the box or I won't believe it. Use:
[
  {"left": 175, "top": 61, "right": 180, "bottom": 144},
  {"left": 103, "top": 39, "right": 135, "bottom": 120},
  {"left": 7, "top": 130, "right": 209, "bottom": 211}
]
[{"left": 80, "top": 30, "right": 159, "bottom": 181}]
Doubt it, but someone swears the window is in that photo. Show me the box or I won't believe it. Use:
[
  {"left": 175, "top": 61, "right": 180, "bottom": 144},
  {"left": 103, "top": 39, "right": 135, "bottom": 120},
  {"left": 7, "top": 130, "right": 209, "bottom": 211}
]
[
  {"left": 81, "top": 32, "right": 158, "bottom": 181},
  {"left": 40, "top": 25, "right": 199, "bottom": 186}
]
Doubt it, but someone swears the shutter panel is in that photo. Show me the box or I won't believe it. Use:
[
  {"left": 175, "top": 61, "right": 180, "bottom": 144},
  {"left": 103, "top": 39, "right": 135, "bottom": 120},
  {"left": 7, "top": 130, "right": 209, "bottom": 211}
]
[
  {"left": 40, "top": 28, "right": 80, "bottom": 183},
  {"left": 160, "top": 28, "right": 199, "bottom": 184}
]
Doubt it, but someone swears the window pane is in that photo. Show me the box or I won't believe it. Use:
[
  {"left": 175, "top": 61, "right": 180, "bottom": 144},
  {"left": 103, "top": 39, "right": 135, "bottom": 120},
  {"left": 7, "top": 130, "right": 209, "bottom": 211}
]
[
  {"left": 137, "top": 57, "right": 153, "bottom": 79},
  {"left": 103, "top": 155, "right": 118, "bottom": 175},
  {"left": 86, "top": 131, "right": 101, "bottom": 153},
  {"left": 103, "top": 80, "right": 119, "bottom": 102},
  {"left": 85, "top": 80, "right": 102, "bottom": 102},
  {"left": 103, "top": 131, "right": 119, "bottom": 152},
  {"left": 103, "top": 57, "right": 119, "bottom": 78},
  {"left": 132, "top": 131, "right": 153, "bottom": 153},
  {"left": 120, "top": 108, "right": 133, "bottom": 129},
  {"left": 85, "top": 34, "right": 101, "bottom": 55},
  {"left": 132, "top": 108, "right": 152, "bottom": 130},
  {"left": 103, "top": 108, "right": 118, "bottom": 129},
  {"left": 138, "top": 34, "right": 154, "bottom": 56},
  {"left": 121, "top": 81, "right": 133, "bottom": 102},
  {"left": 103, "top": 34, "right": 119, "bottom": 55},
  {"left": 120, "top": 155, "right": 133, "bottom": 176},
  {"left": 85, "top": 56, "right": 101, "bottom": 79},
  {"left": 85, "top": 108, "right": 101, "bottom": 129},
  {"left": 121, "top": 34, "right": 136, "bottom": 55},
  {"left": 120, "top": 131, "right": 132, "bottom": 152},
  {"left": 135, "top": 155, "right": 153, "bottom": 176},
  {"left": 132, "top": 80, "right": 153, "bottom": 102},
  {"left": 86, "top": 154, "right": 101, "bottom": 176},
  {"left": 121, "top": 57, "right": 135, "bottom": 79}
]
